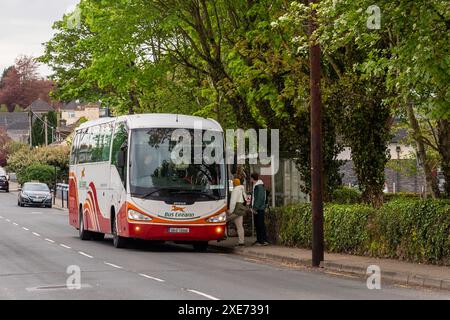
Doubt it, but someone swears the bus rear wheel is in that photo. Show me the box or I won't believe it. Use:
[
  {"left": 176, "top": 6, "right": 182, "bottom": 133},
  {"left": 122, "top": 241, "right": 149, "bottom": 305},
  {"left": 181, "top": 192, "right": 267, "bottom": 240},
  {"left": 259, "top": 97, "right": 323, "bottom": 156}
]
[
  {"left": 112, "top": 217, "right": 127, "bottom": 249},
  {"left": 79, "top": 211, "right": 92, "bottom": 241}
]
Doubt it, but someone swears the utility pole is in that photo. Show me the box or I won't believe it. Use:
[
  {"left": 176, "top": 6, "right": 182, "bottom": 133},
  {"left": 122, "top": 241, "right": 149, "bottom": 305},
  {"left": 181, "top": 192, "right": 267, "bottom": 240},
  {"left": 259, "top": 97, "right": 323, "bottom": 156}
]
[
  {"left": 28, "top": 110, "right": 33, "bottom": 148},
  {"left": 309, "top": 0, "right": 324, "bottom": 267},
  {"left": 44, "top": 115, "right": 48, "bottom": 146}
]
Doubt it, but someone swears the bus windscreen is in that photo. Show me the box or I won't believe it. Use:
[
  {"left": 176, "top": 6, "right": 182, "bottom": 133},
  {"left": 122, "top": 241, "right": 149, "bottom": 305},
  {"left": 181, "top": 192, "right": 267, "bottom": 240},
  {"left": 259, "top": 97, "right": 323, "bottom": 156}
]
[{"left": 129, "top": 128, "right": 226, "bottom": 202}]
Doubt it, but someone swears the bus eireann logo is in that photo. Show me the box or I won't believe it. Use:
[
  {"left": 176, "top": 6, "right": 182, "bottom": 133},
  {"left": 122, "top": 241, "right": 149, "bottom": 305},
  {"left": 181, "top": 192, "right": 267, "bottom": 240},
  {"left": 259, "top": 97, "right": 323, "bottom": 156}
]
[{"left": 171, "top": 206, "right": 186, "bottom": 213}]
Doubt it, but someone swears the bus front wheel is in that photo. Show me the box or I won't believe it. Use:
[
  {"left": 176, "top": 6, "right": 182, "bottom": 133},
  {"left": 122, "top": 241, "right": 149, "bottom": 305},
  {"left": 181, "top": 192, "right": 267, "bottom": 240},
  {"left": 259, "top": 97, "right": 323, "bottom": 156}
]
[{"left": 112, "top": 217, "right": 127, "bottom": 249}]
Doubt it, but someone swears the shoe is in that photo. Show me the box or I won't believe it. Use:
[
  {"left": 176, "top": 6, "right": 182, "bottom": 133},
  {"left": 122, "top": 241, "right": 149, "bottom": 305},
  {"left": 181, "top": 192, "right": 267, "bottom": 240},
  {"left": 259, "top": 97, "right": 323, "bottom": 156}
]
[
  {"left": 235, "top": 243, "right": 245, "bottom": 247},
  {"left": 263, "top": 242, "right": 270, "bottom": 246},
  {"left": 253, "top": 242, "right": 263, "bottom": 247}
]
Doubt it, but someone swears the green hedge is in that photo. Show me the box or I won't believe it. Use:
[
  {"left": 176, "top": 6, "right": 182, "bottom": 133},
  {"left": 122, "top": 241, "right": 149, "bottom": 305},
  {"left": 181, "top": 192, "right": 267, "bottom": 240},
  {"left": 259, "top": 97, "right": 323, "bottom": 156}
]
[
  {"left": 331, "top": 187, "right": 362, "bottom": 204},
  {"left": 18, "top": 164, "right": 58, "bottom": 188},
  {"left": 267, "top": 199, "right": 450, "bottom": 265}
]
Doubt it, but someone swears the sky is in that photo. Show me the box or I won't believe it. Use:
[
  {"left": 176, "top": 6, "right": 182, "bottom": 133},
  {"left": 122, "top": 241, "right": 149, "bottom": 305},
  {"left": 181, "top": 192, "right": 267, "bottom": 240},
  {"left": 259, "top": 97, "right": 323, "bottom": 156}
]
[{"left": 0, "top": 0, "right": 79, "bottom": 77}]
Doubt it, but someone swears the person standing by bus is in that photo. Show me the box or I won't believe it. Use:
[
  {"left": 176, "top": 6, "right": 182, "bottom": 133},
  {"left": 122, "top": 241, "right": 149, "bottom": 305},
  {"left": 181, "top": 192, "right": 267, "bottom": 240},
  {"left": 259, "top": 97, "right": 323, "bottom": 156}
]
[
  {"left": 228, "top": 178, "right": 247, "bottom": 246},
  {"left": 251, "top": 173, "right": 269, "bottom": 246}
]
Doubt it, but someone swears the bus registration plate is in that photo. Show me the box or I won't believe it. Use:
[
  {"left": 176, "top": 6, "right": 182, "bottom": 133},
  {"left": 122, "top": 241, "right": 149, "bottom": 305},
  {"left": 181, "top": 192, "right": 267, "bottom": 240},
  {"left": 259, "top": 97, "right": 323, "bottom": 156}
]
[{"left": 168, "top": 227, "right": 190, "bottom": 234}]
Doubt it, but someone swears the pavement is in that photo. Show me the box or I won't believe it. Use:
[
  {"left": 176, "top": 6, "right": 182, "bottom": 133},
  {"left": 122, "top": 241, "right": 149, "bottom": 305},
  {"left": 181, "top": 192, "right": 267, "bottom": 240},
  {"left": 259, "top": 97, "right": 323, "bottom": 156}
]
[
  {"left": 211, "top": 238, "right": 450, "bottom": 292},
  {"left": 0, "top": 189, "right": 449, "bottom": 300}
]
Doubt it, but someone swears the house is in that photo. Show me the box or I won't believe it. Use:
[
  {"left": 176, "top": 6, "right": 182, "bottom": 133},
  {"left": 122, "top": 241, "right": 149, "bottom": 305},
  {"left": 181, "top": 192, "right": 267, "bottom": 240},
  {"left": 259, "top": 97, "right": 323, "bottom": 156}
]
[
  {"left": 60, "top": 101, "right": 106, "bottom": 126},
  {"left": 0, "top": 112, "right": 29, "bottom": 143},
  {"left": 338, "top": 129, "right": 426, "bottom": 193}
]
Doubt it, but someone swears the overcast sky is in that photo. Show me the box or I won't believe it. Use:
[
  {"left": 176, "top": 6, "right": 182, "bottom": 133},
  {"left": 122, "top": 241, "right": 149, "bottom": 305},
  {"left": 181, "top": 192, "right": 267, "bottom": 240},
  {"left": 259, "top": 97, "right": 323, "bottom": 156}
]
[{"left": 0, "top": 0, "right": 80, "bottom": 77}]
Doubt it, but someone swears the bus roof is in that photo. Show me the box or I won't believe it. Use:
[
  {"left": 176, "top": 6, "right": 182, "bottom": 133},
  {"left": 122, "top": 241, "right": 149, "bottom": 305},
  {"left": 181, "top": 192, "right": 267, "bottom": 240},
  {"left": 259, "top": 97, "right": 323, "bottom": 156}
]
[{"left": 76, "top": 114, "right": 223, "bottom": 132}]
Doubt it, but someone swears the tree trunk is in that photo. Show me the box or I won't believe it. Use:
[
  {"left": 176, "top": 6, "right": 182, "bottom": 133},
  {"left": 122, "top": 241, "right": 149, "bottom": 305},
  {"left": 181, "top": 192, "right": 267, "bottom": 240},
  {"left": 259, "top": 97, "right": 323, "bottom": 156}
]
[
  {"left": 437, "top": 119, "right": 450, "bottom": 197},
  {"left": 406, "top": 103, "right": 440, "bottom": 198}
]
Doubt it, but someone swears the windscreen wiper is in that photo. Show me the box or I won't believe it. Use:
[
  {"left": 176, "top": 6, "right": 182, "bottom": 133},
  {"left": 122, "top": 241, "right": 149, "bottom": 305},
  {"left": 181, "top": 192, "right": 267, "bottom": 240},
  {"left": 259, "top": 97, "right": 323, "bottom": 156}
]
[
  {"left": 137, "top": 188, "right": 172, "bottom": 199},
  {"left": 170, "top": 190, "right": 220, "bottom": 200}
]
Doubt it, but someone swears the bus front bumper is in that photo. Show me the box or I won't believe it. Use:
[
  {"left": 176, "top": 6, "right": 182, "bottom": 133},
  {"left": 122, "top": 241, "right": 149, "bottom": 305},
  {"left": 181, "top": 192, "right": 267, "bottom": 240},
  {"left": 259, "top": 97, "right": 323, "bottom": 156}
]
[{"left": 125, "top": 223, "right": 227, "bottom": 241}]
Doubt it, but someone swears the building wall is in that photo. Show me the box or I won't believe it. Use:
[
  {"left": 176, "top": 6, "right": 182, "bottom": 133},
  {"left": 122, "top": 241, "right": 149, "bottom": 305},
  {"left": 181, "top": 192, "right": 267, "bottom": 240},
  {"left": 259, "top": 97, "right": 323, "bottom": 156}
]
[
  {"left": 7, "top": 130, "right": 29, "bottom": 143},
  {"left": 62, "top": 107, "right": 100, "bottom": 126},
  {"left": 340, "top": 160, "right": 426, "bottom": 193}
]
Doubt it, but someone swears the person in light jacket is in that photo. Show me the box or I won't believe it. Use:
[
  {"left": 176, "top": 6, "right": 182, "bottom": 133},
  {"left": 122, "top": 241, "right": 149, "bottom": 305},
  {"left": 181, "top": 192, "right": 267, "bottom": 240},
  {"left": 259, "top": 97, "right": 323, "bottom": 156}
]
[
  {"left": 251, "top": 173, "right": 269, "bottom": 246},
  {"left": 228, "top": 178, "right": 247, "bottom": 246}
]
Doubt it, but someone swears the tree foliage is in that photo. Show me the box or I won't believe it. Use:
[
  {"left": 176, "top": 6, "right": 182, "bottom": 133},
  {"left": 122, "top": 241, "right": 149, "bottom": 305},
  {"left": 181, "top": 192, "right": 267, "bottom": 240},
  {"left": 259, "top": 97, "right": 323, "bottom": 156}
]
[
  {"left": 40, "top": 0, "right": 450, "bottom": 203},
  {"left": 0, "top": 56, "right": 54, "bottom": 110},
  {"left": 31, "top": 111, "right": 58, "bottom": 147}
]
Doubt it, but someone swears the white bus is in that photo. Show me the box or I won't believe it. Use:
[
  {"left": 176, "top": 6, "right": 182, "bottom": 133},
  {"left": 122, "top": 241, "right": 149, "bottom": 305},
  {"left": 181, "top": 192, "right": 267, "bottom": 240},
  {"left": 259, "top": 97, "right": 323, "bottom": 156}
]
[{"left": 69, "top": 114, "right": 228, "bottom": 251}]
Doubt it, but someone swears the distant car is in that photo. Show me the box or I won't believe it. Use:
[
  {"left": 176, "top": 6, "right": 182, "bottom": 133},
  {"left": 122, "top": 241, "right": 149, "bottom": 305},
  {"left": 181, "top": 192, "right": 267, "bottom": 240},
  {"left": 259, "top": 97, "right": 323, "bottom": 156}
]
[
  {"left": 0, "top": 168, "right": 9, "bottom": 193},
  {"left": 18, "top": 182, "right": 52, "bottom": 208}
]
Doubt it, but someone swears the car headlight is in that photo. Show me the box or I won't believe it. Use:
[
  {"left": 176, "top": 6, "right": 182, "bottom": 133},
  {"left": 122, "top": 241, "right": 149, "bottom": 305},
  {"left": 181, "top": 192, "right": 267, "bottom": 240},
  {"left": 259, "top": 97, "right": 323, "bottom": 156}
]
[
  {"left": 207, "top": 212, "right": 227, "bottom": 223},
  {"left": 128, "top": 209, "right": 152, "bottom": 221}
]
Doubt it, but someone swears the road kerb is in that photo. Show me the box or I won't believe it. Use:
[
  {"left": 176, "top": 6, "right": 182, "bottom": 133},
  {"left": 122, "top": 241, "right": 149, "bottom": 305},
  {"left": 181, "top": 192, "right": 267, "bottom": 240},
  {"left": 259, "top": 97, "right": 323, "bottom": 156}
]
[{"left": 210, "top": 244, "right": 450, "bottom": 292}]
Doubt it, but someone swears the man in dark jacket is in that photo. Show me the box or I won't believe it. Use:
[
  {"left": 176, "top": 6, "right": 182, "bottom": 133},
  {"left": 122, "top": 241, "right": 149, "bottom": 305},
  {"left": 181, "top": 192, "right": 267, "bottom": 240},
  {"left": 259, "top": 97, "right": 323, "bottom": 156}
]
[{"left": 251, "top": 173, "right": 269, "bottom": 246}]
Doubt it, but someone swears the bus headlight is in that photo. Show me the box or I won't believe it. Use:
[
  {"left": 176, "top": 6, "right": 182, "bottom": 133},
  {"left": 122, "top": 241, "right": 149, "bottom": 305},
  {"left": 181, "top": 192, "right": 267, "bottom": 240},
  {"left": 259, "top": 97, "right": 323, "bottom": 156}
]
[
  {"left": 206, "top": 212, "right": 227, "bottom": 223},
  {"left": 128, "top": 209, "right": 152, "bottom": 221}
]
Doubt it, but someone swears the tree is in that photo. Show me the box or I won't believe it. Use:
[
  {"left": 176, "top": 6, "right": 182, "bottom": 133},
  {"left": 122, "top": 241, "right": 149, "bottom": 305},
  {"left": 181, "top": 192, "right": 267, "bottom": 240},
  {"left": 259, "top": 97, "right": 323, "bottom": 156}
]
[
  {"left": 312, "top": 0, "right": 449, "bottom": 198},
  {"left": 41, "top": 0, "right": 345, "bottom": 198},
  {"left": 0, "top": 56, "right": 54, "bottom": 111},
  {"left": 31, "top": 110, "right": 58, "bottom": 146}
]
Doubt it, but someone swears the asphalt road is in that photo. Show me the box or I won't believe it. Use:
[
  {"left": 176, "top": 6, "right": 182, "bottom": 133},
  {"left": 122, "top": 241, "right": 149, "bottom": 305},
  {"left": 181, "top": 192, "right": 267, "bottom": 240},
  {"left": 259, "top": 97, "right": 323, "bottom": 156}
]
[{"left": 0, "top": 191, "right": 449, "bottom": 300}]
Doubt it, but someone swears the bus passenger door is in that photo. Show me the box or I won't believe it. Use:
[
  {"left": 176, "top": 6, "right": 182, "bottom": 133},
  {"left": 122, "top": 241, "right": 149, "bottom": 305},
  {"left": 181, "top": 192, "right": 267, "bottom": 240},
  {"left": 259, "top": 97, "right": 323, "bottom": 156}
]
[{"left": 110, "top": 122, "right": 129, "bottom": 231}]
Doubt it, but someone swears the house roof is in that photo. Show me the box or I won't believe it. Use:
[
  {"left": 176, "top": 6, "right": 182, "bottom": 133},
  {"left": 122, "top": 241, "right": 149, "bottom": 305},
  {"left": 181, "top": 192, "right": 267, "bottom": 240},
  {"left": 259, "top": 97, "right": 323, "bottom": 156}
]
[
  {"left": 27, "top": 99, "right": 54, "bottom": 112},
  {"left": 0, "top": 112, "right": 29, "bottom": 131},
  {"left": 62, "top": 100, "right": 101, "bottom": 111}
]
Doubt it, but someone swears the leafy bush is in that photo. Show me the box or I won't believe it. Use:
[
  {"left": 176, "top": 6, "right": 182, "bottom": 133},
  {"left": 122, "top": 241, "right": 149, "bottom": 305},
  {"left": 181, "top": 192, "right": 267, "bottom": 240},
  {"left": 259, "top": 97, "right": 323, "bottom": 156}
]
[
  {"left": 267, "top": 199, "right": 450, "bottom": 265},
  {"left": 7, "top": 145, "right": 70, "bottom": 183},
  {"left": 18, "top": 164, "right": 58, "bottom": 188},
  {"left": 331, "top": 187, "right": 362, "bottom": 204}
]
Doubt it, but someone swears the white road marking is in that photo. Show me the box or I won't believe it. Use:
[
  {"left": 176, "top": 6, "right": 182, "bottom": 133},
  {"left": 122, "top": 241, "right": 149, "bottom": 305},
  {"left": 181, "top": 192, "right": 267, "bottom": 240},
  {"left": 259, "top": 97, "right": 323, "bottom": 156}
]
[
  {"left": 104, "top": 262, "right": 123, "bottom": 269},
  {"left": 138, "top": 273, "right": 165, "bottom": 282},
  {"left": 13, "top": 223, "right": 18, "bottom": 226},
  {"left": 60, "top": 244, "right": 71, "bottom": 249},
  {"left": 0, "top": 216, "right": 3, "bottom": 218},
  {"left": 6, "top": 219, "right": 10, "bottom": 222},
  {"left": 32, "top": 232, "right": 41, "bottom": 237},
  {"left": 31, "top": 212, "right": 43, "bottom": 215},
  {"left": 45, "top": 238, "right": 55, "bottom": 243},
  {"left": 22, "top": 227, "right": 29, "bottom": 231},
  {"left": 187, "top": 289, "right": 220, "bottom": 300},
  {"left": 78, "top": 251, "right": 93, "bottom": 259}
]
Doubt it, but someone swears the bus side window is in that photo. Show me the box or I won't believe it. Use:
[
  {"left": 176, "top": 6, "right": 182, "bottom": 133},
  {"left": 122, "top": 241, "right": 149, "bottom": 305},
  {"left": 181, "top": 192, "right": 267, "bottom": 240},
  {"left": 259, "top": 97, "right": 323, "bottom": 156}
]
[
  {"left": 90, "top": 125, "right": 102, "bottom": 162},
  {"left": 112, "top": 122, "right": 128, "bottom": 187},
  {"left": 102, "top": 123, "right": 113, "bottom": 162},
  {"left": 78, "top": 129, "right": 90, "bottom": 164},
  {"left": 70, "top": 133, "right": 79, "bottom": 165}
]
